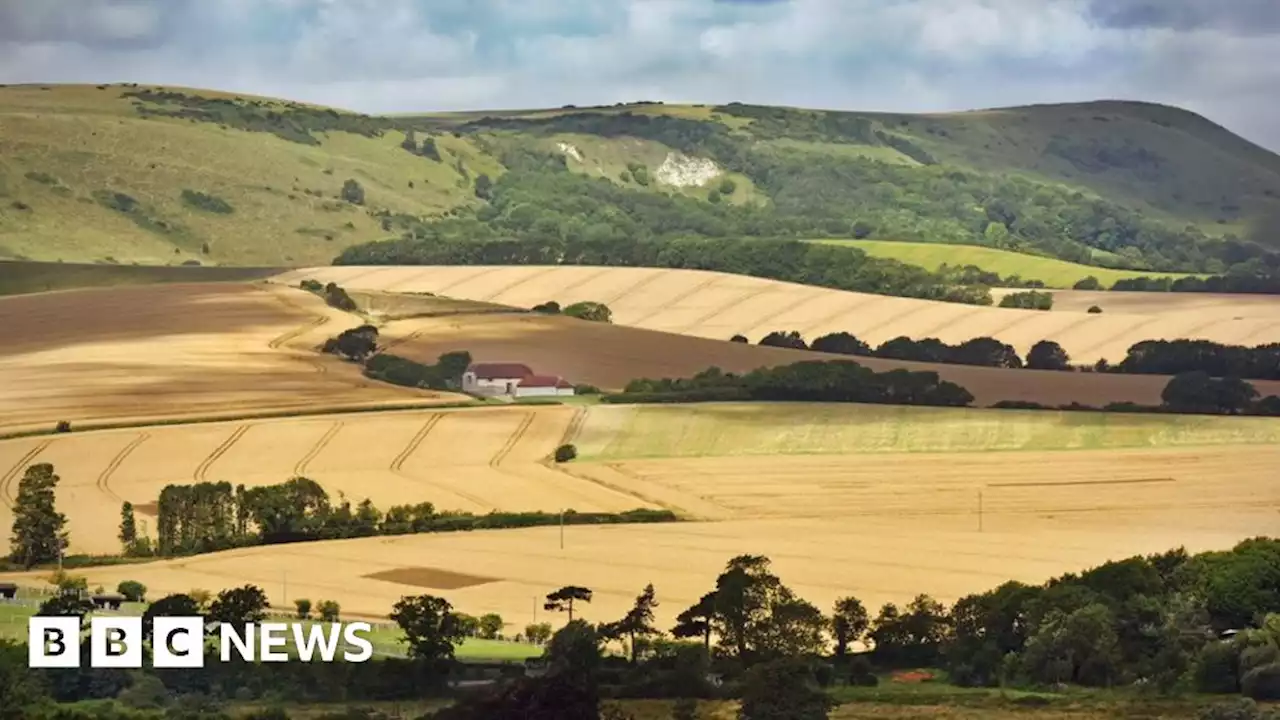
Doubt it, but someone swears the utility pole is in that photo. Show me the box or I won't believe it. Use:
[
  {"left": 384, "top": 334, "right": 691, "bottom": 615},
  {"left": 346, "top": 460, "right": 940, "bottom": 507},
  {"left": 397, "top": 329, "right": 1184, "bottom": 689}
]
[{"left": 978, "top": 489, "right": 984, "bottom": 533}]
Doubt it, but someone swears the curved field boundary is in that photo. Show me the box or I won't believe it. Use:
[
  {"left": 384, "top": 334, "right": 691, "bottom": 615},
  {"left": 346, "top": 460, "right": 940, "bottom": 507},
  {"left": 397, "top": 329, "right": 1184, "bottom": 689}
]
[
  {"left": 194, "top": 425, "right": 251, "bottom": 482},
  {"left": 0, "top": 440, "right": 51, "bottom": 508},
  {"left": 293, "top": 422, "right": 345, "bottom": 477},
  {"left": 389, "top": 415, "right": 442, "bottom": 472},
  {"left": 95, "top": 432, "right": 149, "bottom": 504}
]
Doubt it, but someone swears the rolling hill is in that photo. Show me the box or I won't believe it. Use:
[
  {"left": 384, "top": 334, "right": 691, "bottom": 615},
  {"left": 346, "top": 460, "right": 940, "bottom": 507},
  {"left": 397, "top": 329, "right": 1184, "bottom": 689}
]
[
  {"left": 276, "top": 265, "right": 1280, "bottom": 366},
  {"left": 3, "top": 84, "right": 1279, "bottom": 281}
]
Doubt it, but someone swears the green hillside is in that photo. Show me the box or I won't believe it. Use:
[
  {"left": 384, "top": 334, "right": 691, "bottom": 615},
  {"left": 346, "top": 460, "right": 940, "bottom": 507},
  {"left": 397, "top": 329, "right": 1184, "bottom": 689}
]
[
  {"left": 818, "top": 239, "right": 1200, "bottom": 288},
  {"left": 3, "top": 84, "right": 1279, "bottom": 280}
]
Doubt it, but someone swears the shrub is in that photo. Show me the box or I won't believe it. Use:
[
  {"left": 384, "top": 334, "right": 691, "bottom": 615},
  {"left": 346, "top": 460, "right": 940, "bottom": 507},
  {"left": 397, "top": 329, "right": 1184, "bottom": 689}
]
[
  {"left": 574, "top": 384, "right": 601, "bottom": 395},
  {"left": 1243, "top": 662, "right": 1280, "bottom": 701},
  {"left": 116, "top": 580, "right": 147, "bottom": 602},
  {"left": 318, "top": 600, "right": 340, "bottom": 621},
  {"left": 295, "top": 598, "right": 312, "bottom": 619},
  {"left": 999, "top": 290, "right": 1054, "bottom": 310},
  {"left": 1088, "top": 305, "right": 1103, "bottom": 314},
  {"left": 563, "top": 301, "right": 612, "bottom": 323},
  {"left": 730, "top": 334, "right": 748, "bottom": 343},
  {"left": 341, "top": 179, "right": 365, "bottom": 205},
  {"left": 1073, "top": 276, "right": 1102, "bottom": 290},
  {"left": 54, "top": 420, "right": 72, "bottom": 433},
  {"left": 718, "top": 178, "right": 736, "bottom": 195},
  {"left": 532, "top": 300, "right": 561, "bottom": 314},
  {"left": 180, "top": 189, "right": 234, "bottom": 214},
  {"left": 554, "top": 444, "right": 578, "bottom": 463}
]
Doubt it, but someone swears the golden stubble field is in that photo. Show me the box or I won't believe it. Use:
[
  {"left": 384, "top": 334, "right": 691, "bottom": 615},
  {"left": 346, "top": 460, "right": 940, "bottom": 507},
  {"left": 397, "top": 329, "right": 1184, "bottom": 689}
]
[
  {"left": 0, "top": 405, "right": 652, "bottom": 555},
  {"left": 0, "top": 282, "right": 464, "bottom": 435},
  {"left": 6, "top": 402, "right": 1275, "bottom": 633},
  {"left": 277, "top": 265, "right": 1280, "bottom": 364}
]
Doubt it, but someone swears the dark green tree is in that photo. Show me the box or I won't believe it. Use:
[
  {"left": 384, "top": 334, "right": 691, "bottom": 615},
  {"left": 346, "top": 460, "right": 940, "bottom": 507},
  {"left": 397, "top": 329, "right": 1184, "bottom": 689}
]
[
  {"left": 832, "top": 596, "right": 869, "bottom": 658},
  {"left": 118, "top": 501, "right": 137, "bottom": 550},
  {"left": 602, "top": 583, "right": 662, "bottom": 663},
  {"left": 475, "top": 173, "right": 493, "bottom": 200},
  {"left": 546, "top": 586, "right": 593, "bottom": 622},
  {"left": 207, "top": 584, "right": 269, "bottom": 627},
  {"left": 1026, "top": 340, "right": 1071, "bottom": 371},
  {"left": 389, "top": 594, "right": 465, "bottom": 669},
  {"left": 421, "top": 136, "right": 442, "bottom": 162},
  {"left": 673, "top": 591, "right": 717, "bottom": 653},
  {"left": 9, "top": 463, "right": 67, "bottom": 568},
  {"left": 142, "top": 593, "right": 201, "bottom": 641}
]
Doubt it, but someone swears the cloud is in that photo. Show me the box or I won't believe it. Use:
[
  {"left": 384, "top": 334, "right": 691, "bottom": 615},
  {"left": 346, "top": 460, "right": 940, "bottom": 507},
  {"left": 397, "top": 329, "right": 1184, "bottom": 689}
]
[{"left": 0, "top": 0, "right": 1276, "bottom": 151}]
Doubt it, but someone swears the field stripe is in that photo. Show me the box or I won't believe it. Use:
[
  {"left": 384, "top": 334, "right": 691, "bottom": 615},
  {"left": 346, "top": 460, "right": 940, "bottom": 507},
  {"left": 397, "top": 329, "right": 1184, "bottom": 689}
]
[
  {"left": 548, "top": 266, "right": 617, "bottom": 297},
  {"left": 793, "top": 294, "right": 884, "bottom": 336},
  {"left": 625, "top": 273, "right": 728, "bottom": 327},
  {"left": 432, "top": 267, "right": 505, "bottom": 296},
  {"left": 543, "top": 461, "right": 680, "bottom": 515},
  {"left": 598, "top": 269, "right": 670, "bottom": 306},
  {"left": 194, "top": 425, "right": 251, "bottom": 482},
  {"left": 736, "top": 289, "right": 829, "bottom": 339},
  {"left": 986, "top": 477, "right": 1176, "bottom": 488},
  {"left": 560, "top": 408, "right": 588, "bottom": 447},
  {"left": 0, "top": 440, "right": 52, "bottom": 509},
  {"left": 389, "top": 415, "right": 441, "bottom": 472},
  {"left": 478, "top": 267, "right": 559, "bottom": 303},
  {"left": 668, "top": 284, "right": 777, "bottom": 335},
  {"left": 489, "top": 412, "right": 536, "bottom": 469},
  {"left": 293, "top": 422, "right": 344, "bottom": 477},
  {"left": 95, "top": 432, "right": 149, "bottom": 504}
]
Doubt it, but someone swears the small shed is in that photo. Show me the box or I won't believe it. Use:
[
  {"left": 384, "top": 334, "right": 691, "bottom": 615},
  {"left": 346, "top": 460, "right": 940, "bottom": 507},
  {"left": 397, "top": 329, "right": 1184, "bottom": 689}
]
[
  {"left": 0, "top": 583, "right": 17, "bottom": 600},
  {"left": 90, "top": 593, "right": 125, "bottom": 610}
]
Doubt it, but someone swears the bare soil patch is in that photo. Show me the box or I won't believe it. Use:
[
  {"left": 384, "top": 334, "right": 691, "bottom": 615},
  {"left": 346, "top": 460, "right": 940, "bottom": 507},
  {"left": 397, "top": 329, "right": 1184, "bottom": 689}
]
[{"left": 364, "top": 566, "right": 498, "bottom": 590}]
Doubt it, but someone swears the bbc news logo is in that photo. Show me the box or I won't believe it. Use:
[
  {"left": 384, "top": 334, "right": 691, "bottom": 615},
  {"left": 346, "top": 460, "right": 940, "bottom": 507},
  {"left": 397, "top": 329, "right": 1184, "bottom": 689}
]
[{"left": 29, "top": 616, "right": 374, "bottom": 668}]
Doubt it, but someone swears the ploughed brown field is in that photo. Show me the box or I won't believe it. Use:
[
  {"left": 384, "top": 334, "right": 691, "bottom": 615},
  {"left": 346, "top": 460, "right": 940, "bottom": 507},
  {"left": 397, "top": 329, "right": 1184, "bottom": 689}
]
[
  {"left": 372, "top": 311, "right": 1280, "bottom": 407},
  {"left": 277, "top": 265, "right": 1280, "bottom": 364},
  {"left": 3, "top": 402, "right": 1276, "bottom": 632},
  {"left": 0, "top": 283, "right": 465, "bottom": 435}
]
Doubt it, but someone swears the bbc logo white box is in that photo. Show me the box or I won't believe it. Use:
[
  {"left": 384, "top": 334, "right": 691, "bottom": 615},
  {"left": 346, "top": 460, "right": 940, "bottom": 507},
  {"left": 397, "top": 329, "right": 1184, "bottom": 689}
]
[
  {"left": 28, "top": 616, "right": 81, "bottom": 668},
  {"left": 90, "top": 616, "right": 143, "bottom": 668},
  {"left": 153, "top": 616, "right": 206, "bottom": 668}
]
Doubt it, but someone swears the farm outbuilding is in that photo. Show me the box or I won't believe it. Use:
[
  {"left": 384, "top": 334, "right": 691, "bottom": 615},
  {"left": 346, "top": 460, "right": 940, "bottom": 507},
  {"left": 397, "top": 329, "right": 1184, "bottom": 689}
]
[
  {"left": 513, "top": 375, "right": 575, "bottom": 398},
  {"left": 462, "top": 363, "right": 575, "bottom": 398}
]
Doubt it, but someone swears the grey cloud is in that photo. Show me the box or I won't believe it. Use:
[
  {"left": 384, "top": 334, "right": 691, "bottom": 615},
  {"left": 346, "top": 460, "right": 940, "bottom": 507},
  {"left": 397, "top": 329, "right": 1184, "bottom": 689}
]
[{"left": 1088, "top": 0, "right": 1280, "bottom": 34}]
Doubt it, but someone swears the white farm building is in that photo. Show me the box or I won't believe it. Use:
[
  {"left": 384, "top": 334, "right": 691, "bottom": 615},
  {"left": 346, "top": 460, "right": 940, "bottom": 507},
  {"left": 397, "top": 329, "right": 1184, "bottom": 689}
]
[{"left": 461, "top": 362, "right": 576, "bottom": 398}]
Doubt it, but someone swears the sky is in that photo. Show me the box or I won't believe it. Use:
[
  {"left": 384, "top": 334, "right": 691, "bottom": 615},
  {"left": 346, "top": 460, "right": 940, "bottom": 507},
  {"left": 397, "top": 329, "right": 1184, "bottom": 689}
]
[{"left": 1, "top": 0, "right": 1278, "bottom": 151}]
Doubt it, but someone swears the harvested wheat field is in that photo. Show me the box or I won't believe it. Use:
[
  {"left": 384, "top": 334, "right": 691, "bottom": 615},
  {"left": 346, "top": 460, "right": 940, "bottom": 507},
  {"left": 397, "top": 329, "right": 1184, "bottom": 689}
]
[
  {"left": 0, "top": 405, "right": 654, "bottom": 555},
  {"left": 371, "top": 311, "right": 1280, "bottom": 408},
  {"left": 1002, "top": 287, "right": 1280, "bottom": 318},
  {"left": 277, "top": 265, "right": 1280, "bottom": 364},
  {"left": 0, "top": 282, "right": 460, "bottom": 434},
  {"left": 10, "top": 402, "right": 1276, "bottom": 630}
]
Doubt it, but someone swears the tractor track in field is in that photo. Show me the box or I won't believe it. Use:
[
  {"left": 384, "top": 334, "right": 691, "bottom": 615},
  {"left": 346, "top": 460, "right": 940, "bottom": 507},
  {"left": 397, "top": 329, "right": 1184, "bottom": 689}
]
[
  {"left": 194, "top": 425, "right": 250, "bottom": 482},
  {"left": 293, "top": 422, "right": 345, "bottom": 477},
  {"left": 389, "top": 414, "right": 494, "bottom": 510},
  {"left": 0, "top": 440, "right": 52, "bottom": 509},
  {"left": 389, "top": 415, "right": 442, "bottom": 472},
  {"left": 488, "top": 412, "right": 535, "bottom": 469},
  {"left": 96, "top": 432, "right": 149, "bottom": 504},
  {"left": 624, "top": 273, "right": 727, "bottom": 328}
]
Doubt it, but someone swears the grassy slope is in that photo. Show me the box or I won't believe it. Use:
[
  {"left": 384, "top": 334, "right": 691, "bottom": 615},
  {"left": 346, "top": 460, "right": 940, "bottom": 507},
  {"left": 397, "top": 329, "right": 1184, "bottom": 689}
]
[
  {"left": 818, "top": 239, "right": 1198, "bottom": 287},
  {"left": 4, "top": 86, "right": 1279, "bottom": 267},
  {"left": 571, "top": 403, "right": 1280, "bottom": 460},
  {"left": 0, "top": 85, "right": 488, "bottom": 266}
]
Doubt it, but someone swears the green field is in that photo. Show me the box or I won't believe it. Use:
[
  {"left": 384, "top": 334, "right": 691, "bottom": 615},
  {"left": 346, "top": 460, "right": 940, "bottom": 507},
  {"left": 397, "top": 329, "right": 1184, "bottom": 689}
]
[
  {"left": 0, "top": 260, "right": 280, "bottom": 296},
  {"left": 571, "top": 403, "right": 1280, "bottom": 460},
  {"left": 812, "top": 239, "right": 1198, "bottom": 288},
  {"left": 0, "top": 599, "right": 540, "bottom": 662}
]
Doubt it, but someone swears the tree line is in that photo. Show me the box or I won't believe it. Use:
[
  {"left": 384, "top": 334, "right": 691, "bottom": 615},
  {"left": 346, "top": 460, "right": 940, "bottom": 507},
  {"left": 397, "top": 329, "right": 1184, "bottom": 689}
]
[
  {"left": 751, "top": 330, "right": 1280, "bottom": 383},
  {"left": 147, "top": 476, "right": 674, "bottom": 557},
  {"left": 605, "top": 361, "right": 975, "bottom": 408},
  {"left": 12, "top": 539, "right": 1280, "bottom": 719}
]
